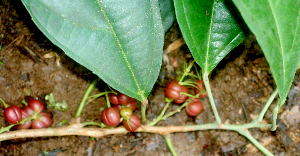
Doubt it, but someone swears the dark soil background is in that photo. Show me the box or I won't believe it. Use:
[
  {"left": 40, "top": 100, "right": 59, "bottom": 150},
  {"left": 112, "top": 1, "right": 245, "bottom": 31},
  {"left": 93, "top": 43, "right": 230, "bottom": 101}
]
[{"left": 0, "top": 0, "right": 300, "bottom": 155}]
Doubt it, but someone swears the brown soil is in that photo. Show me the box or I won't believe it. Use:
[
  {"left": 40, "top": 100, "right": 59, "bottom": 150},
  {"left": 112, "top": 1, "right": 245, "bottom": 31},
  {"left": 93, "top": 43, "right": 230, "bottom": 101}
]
[{"left": 0, "top": 1, "right": 299, "bottom": 156}]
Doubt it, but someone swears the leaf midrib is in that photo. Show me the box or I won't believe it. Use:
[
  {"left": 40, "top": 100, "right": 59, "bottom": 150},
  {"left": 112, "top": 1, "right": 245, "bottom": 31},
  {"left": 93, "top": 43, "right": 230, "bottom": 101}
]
[
  {"left": 208, "top": 31, "right": 244, "bottom": 67},
  {"left": 96, "top": 2, "right": 142, "bottom": 95},
  {"left": 205, "top": 1, "right": 217, "bottom": 73}
]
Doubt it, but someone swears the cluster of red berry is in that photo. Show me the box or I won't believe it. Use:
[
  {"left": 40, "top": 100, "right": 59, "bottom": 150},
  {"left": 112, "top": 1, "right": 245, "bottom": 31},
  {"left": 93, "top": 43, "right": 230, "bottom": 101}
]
[
  {"left": 101, "top": 93, "right": 141, "bottom": 132},
  {"left": 165, "top": 80, "right": 208, "bottom": 116},
  {"left": 4, "top": 98, "right": 51, "bottom": 129}
]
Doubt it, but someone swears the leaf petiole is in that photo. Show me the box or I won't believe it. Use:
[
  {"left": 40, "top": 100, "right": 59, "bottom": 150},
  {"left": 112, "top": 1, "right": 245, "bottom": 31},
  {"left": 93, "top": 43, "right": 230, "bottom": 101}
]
[
  {"left": 141, "top": 100, "right": 148, "bottom": 123},
  {"left": 75, "top": 78, "right": 99, "bottom": 118},
  {"left": 105, "top": 93, "right": 111, "bottom": 108},
  {"left": 253, "top": 89, "right": 278, "bottom": 123},
  {"left": 271, "top": 100, "right": 281, "bottom": 131},
  {"left": 203, "top": 73, "right": 221, "bottom": 124}
]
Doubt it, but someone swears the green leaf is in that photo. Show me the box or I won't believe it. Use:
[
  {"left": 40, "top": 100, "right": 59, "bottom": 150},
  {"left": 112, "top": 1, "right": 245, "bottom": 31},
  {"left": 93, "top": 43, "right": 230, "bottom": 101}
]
[
  {"left": 174, "top": 0, "right": 244, "bottom": 74},
  {"left": 159, "top": 0, "right": 175, "bottom": 32},
  {"left": 21, "top": 0, "right": 164, "bottom": 101},
  {"left": 232, "top": 0, "right": 300, "bottom": 105}
]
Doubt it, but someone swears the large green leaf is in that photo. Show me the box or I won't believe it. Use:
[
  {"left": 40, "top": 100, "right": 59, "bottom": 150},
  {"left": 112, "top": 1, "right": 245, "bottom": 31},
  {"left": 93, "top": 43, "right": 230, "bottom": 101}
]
[
  {"left": 174, "top": 0, "right": 244, "bottom": 74},
  {"left": 159, "top": 0, "right": 175, "bottom": 32},
  {"left": 232, "top": 0, "right": 300, "bottom": 105},
  {"left": 21, "top": 0, "right": 164, "bottom": 101}
]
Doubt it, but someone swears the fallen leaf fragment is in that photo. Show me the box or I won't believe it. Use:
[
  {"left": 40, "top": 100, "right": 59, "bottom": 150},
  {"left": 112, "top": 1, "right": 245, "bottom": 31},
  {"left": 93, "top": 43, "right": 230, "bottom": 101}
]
[{"left": 165, "top": 38, "right": 185, "bottom": 53}]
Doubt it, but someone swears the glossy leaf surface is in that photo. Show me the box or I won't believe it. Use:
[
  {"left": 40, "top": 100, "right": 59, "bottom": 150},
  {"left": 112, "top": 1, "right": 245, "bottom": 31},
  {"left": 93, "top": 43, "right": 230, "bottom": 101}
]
[
  {"left": 233, "top": 0, "right": 300, "bottom": 105},
  {"left": 21, "top": 0, "right": 164, "bottom": 101},
  {"left": 174, "top": 0, "right": 245, "bottom": 74}
]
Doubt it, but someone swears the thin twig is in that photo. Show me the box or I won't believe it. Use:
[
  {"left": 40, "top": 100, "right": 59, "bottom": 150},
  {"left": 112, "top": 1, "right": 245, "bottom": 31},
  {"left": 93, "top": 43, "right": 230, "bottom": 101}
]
[
  {"left": 0, "top": 35, "right": 23, "bottom": 53},
  {"left": 149, "top": 102, "right": 170, "bottom": 126}
]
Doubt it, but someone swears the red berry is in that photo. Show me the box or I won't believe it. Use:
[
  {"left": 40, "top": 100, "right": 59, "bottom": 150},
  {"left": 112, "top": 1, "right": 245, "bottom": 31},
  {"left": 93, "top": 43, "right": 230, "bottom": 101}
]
[
  {"left": 31, "top": 112, "right": 52, "bottom": 129},
  {"left": 4, "top": 105, "right": 22, "bottom": 124},
  {"left": 16, "top": 108, "right": 33, "bottom": 129},
  {"left": 109, "top": 93, "right": 119, "bottom": 105},
  {"left": 185, "top": 100, "right": 203, "bottom": 116},
  {"left": 165, "top": 80, "right": 182, "bottom": 100},
  {"left": 101, "top": 107, "right": 120, "bottom": 127},
  {"left": 125, "top": 100, "right": 137, "bottom": 111},
  {"left": 113, "top": 99, "right": 137, "bottom": 112},
  {"left": 112, "top": 105, "right": 122, "bottom": 113},
  {"left": 118, "top": 93, "right": 134, "bottom": 105},
  {"left": 28, "top": 99, "right": 44, "bottom": 113},
  {"left": 173, "top": 85, "right": 189, "bottom": 103},
  {"left": 122, "top": 114, "right": 141, "bottom": 132},
  {"left": 22, "top": 106, "right": 34, "bottom": 116},
  {"left": 194, "top": 80, "right": 204, "bottom": 93},
  {"left": 109, "top": 93, "right": 135, "bottom": 105},
  {"left": 16, "top": 120, "right": 31, "bottom": 129},
  {"left": 165, "top": 80, "right": 189, "bottom": 104}
]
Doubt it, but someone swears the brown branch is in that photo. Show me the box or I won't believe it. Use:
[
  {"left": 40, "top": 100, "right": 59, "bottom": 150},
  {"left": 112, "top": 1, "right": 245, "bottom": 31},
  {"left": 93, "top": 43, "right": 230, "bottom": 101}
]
[
  {"left": 0, "top": 123, "right": 216, "bottom": 141},
  {"left": 0, "top": 123, "right": 126, "bottom": 141},
  {"left": 0, "top": 121, "right": 271, "bottom": 141}
]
